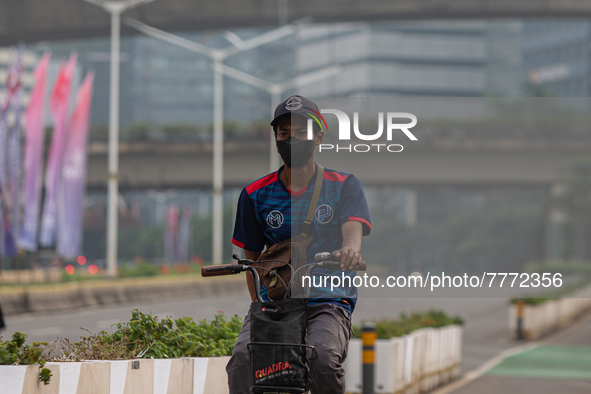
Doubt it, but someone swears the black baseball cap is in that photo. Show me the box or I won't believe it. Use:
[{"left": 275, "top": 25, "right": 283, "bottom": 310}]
[{"left": 270, "top": 95, "right": 322, "bottom": 131}]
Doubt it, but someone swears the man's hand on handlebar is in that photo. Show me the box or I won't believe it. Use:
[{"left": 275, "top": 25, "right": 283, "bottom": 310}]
[{"left": 331, "top": 247, "right": 363, "bottom": 271}]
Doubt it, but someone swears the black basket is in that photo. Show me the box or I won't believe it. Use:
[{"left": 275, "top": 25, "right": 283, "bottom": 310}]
[{"left": 248, "top": 342, "right": 318, "bottom": 394}]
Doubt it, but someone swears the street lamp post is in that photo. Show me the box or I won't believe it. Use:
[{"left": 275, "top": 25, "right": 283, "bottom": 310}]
[
  {"left": 215, "top": 63, "right": 341, "bottom": 172},
  {"left": 125, "top": 18, "right": 303, "bottom": 264},
  {"left": 83, "top": 0, "right": 155, "bottom": 278}
]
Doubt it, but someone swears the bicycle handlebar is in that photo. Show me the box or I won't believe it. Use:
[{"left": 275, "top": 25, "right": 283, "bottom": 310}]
[
  {"left": 313, "top": 252, "right": 367, "bottom": 271},
  {"left": 201, "top": 253, "right": 367, "bottom": 303},
  {"left": 201, "top": 264, "right": 247, "bottom": 277},
  {"left": 315, "top": 260, "right": 367, "bottom": 271},
  {"left": 201, "top": 257, "right": 366, "bottom": 277}
]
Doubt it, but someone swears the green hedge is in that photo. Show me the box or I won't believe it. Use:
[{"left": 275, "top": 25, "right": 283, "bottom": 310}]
[
  {"left": 1, "top": 311, "right": 243, "bottom": 384},
  {"left": 510, "top": 277, "right": 591, "bottom": 305},
  {"left": 3, "top": 308, "right": 465, "bottom": 385},
  {"left": 352, "top": 310, "right": 463, "bottom": 339},
  {"left": 42, "top": 310, "right": 243, "bottom": 361},
  {"left": 0, "top": 332, "right": 52, "bottom": 384}
]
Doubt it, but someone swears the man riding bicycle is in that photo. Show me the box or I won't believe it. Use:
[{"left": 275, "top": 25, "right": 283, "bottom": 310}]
[{"left": 227, "top": 95, "right": 371, "bottom": 394}]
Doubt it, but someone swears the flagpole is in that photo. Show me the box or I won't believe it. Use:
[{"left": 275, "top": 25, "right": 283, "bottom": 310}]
[
  {"left": 106, "top": 7, "right": 121, "bottom": 278},
  {"left": 212, "top": 60, "right": 223, "bottom": 265},
  {"left": 83, "top": 0, "right": 155, "bottom": 278}
]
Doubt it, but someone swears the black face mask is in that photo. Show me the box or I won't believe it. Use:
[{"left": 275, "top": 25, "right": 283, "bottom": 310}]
[{"left": 276, "top": 137, "right": 315, "bottom": 168}]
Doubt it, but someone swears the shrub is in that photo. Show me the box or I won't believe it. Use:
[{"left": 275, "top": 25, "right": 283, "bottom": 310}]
[
  {"left": 1, "top": 311, "right": 243, "bottom": 384},
  {"left": 510, "top": 277, "right": 591, "bottom": 305},
  {"left": 42, "top": 328, "right": 140, "bottom": 362},
  {"left": 352, "top": 310, "right": 463, "bottom": 339},
  {"left": 105, "top": 310, "right": 242, "bottom": 358},
  {"left": 0, "top": 332, "right": 52, "bottom": 384}
]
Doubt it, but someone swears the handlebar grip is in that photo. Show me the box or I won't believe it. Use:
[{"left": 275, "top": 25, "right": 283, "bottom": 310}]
[
  {"left": 313, "top": 253, "right": 367, "bottom": 271},
  {"left": 321, "top": 261, "right": 367, "bottom": 271},
  {"left": 201, "top": 264, "right": 242, "bottom": 277}
]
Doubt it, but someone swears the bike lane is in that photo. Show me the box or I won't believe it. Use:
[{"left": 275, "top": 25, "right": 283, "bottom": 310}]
[{"left": 446, "top": 311, "right": 591, "bottom": 394}]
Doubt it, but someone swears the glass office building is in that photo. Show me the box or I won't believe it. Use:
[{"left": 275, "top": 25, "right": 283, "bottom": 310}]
[
  {"left": 521, "top": 19, "right": 590, "bottom": 97},
  {"left": 296, "top": 21, "right": 488, "bottom": 97}
]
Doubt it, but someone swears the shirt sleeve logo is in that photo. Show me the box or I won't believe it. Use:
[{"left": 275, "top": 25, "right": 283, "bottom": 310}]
[
  {"left": 315, "top": 204, "right": 334, "bottom": 224},
  {"left": 266, "top": 210, "right": 284, "bottom": 228}
]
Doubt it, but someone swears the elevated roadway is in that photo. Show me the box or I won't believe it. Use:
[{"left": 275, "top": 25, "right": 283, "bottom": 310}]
[
  {"left": 3, "top": 0, "right": 591, "bottom": 46},
  {"left": 86, "top": 139, "right": 591, "bottom": 190}
]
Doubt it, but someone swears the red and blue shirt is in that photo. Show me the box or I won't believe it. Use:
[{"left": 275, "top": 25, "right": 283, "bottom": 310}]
[{"left": 232, "top": 164, "right": 371, "bottom": 314}]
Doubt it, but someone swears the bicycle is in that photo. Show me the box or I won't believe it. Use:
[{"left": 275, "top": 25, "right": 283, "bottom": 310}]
[{"left": 202, "top": 252, "right": 366, "bottom": 394}]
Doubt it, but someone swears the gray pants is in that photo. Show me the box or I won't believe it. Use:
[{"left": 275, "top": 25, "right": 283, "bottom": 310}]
[{"left": 227, "top": 303, "right": 352, "bottom": 394}]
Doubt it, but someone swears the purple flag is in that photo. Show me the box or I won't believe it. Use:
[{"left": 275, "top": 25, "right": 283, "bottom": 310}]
[
  {"left": 20, "top": 53, "right": 50, "bottom": 251},
  {"left": 0, "top": 104, "right": 13, "bottom": 257},
  {"left": 39, "top": 53, "right": 77, "bottom": 247},
  {"left": 177, "top": 206, "right": 193, "bottom": 263},
  {"left": 0, "top": 114, "right": 16, "bottom": 257},
  {"left": 0, "top": 50, "right": 22, "bottom": 257},
  {"left": 56, "top": 72, "right": 94, "bottom": 259},
  {"left": 8, "top": 47, "right": 25, "bottom": 247}
]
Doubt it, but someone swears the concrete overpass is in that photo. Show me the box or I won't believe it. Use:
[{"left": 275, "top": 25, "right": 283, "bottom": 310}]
[
  {"left": 86, "top": 138, "right": 591, "bottom": 191},
  {"left": 2, "top": 0, "right": 591, "bottom": 46}
]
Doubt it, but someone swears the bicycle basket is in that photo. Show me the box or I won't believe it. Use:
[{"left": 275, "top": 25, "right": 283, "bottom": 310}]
[{"left": 248, "top": 342, "right": 318, "bottom": 394}]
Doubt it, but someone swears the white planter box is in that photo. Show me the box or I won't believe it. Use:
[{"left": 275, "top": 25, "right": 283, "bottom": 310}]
[
  {"left": 508, "top": 285, "right": 591, "bottom": 339},
  {"left": 344, "top": 325, "right": 462, "bottom": 394},
  {"left": 0, "top": 357, "right": 230, "bottom": 394},
  {"left": 1, "top": 325, "right": 463, "bottom": 394}
]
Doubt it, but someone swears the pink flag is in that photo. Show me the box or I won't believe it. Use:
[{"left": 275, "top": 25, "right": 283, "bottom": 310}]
[
  {"left": 20, "top": 53, "right": 50, "bottom": 251},
  {"left": 56, "top": 72, "right": 94, "bottom": 258},
  {"left": 0, "top": 49, "right": 23, "bottom": 256},
  {"left": 164, "top": 204, "right": 179, "bottom": 263},
  {"left": 177, "top": 206, "right": 193, "bottom": 263},
  {"left": 39, "top": 53, "right": 77, "bottom": 247},
  {"left": 19, "top": 53, "right": 50, "bottom": 251}
]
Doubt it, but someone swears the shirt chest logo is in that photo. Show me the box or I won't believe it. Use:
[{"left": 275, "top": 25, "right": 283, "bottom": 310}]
[
  {"left": 315, "top": 204, "right": 334, "bottom": 224},
  {"left": 266, "top": 210, "right": 284, "bottom": 229}
]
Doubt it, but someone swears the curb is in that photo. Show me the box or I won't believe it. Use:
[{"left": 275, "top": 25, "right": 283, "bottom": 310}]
[{"left": 0, "top": 275, "right": 245, "bottom": 317}]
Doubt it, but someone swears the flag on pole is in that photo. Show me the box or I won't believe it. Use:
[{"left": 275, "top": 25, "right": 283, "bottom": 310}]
[
  {"left": 39, "top": 53, "right": 77, "bottom": 247},
  {"left": 56, "top": 71, "right": 94, "bottom": 259},
  {"left": 20, "top": 53, "right": 51, "bottom": 251},
  {"left": 164, "top": 204, "right": 179, "bottom": 264},
  {"left": 8, "top": 46, "right": 25, "bottom": 247},
  {"left": 0, "top": 113, "right": 15, "bottom": 257},
  {"left": 177, "top": 205, "right": 193, "bottom": 263},
  {"left": 0, "top": 49, "right": 22, "bottom": 257}
]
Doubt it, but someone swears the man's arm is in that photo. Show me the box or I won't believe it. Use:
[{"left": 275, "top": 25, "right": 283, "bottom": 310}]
[
  {"left": 331, "top": 221, "right": 363, "bottom": 270},
  {"left": 244, "top": 250, "right": 261, "bottom": 302}
]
